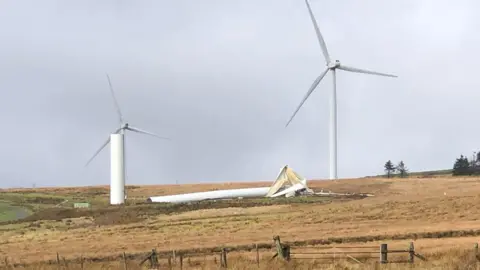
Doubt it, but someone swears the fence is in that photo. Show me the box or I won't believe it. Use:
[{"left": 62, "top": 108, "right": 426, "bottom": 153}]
[
  {"left": 136, "top": 247, "right": 250, "bottom": 269},
  {"left": 287, "top": 241, "right": 427, "bottom": 264},
  {"left": 7, "top": 236, "right": 480, "bottom": 269}
]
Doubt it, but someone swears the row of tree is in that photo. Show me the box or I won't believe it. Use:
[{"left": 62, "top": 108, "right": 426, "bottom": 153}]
[
  {"left": 383, "top": 151, "right": 480, "bottom": 178},
  {"left": 452, "top": 152, "right": 480, "bottom": 175},
  {"left": 384, "top": 160, "right": 409, "bottom": 178},
  {"left": 384, "top": 151, "right": 480, "bottom": 178}
]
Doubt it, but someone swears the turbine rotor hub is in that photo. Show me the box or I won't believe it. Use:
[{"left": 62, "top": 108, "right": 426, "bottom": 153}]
[{"left": 327, "top": 60, "right": 340, "bottom": 69}]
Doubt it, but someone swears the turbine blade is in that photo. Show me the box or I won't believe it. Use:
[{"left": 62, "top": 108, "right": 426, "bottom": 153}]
[
  {"left": 338, "top": 65, "right": 397, "bottom": 78},
  {"left": 286, "top": 68, "right": 329, "bottom": 127},
  {"left": 106, "top": 73, "right": 125, "bottom": 125},
  {"left": 85, "top": 136, "right": 111, "bottom": 167},
  {"left": 305, "top": 0, "right": 331, "bottom": 63},
  {"left": 126, "top": 126, "right": 170, "bottom": 140}
]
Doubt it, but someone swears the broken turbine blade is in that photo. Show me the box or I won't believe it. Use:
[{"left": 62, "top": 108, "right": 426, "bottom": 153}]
[
  {"left": 106, "top": 73, "right": 125, "bottom": 125},
  {"left": 286, "top": 68, "right": 329, "bottom": 127},
  {"left": 126, "top": 126, "right": 170, "bottom": 140},
  {"left": 305, "top": 0, "right": 331, "bottom": 63},
  {"left": 338, "top": 65, "right": 398, "bottom": 78}
]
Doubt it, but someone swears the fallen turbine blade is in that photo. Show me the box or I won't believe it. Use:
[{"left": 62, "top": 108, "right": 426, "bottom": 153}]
[
  {"left": 338, "top": 65, "right": 397, "bottom": 78},
  {"left": 305, "top": 0, "right": 331, "bottom": 63},
  {"left": 85, "top": 136, "right": 111, "bottom": 167},
  {"left": 286, "top": 68, "right": 329, "bottom": 127},
  {"left": 106, "top": 73, "right": 125, "bottom": 125},
  {"left": 126, "top": 126, "right": 171, "bottom": 140}
]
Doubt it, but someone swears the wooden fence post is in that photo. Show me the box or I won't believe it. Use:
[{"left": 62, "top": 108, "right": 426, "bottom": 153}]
[
  {"left": 172, "top": 250, "right": 176, "bottom": 265},
  {"left": 56, "top": 252, "right": 61, "bottom": 270},
  {"left": 474, "top": 243, "right": 479, "bottom": 262},
  {"left": 179, "top": 253, "right": 183, "bottom": 270},
  {"left": 273, "top": 236, "right": 285, "bottom": 260},
  {"left": 255, "top": 243, "right": 260, "bottom": 267},
  {"left": 409, "top": 242, "right": 415, "bottom": 263},
  {"left": 220, "top": 248, "right": 228, "bottom": 268},
  {"left": 218, "top": 251, "right": 222, "bottom": 269},
  {"left": 62, "top": 257, "right": 68, "bottom": 269},
  {"left": 168, "top": 256, "right": 172, "bottom": 270},
  {"left": 477, "top": 244, "right": 480, "bottom": 270},
  {"left": 150, "top": 248, "right": 159, "bottom": 268},
  {"left": 283, "top": 245, "right": 291, "bottom": 261},
  {"left": 80, "top": 255, "right": 84, "bottom": 270},
  {"left": 122, "top": 252, "right": 128, "bottom": 270},
  {"left": 380, "top": 243, "right": 388, "bottom": 264}
]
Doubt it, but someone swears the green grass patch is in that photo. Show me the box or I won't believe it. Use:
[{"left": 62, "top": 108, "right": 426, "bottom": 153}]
[{"left": 0, "top": 201, "right": 32, "bottom": 222}]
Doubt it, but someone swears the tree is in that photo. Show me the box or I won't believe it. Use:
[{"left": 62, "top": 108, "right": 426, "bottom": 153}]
[
  {"left": 384, "top": 160, "right": 395, "bottom": 178},
  {"left": 396, "top": 161, "right": 408, "bottom": 178},
  {"left": 470, "top": 152, "right": 478, "bottom": 167},
  {"left": 471, "top": 151, "right": 480, "bottom": 168},
  {"left": 453, "top": 155, "right": 470, "bottom": 176}
]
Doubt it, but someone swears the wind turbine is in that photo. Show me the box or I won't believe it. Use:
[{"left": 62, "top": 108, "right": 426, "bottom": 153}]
[
  {"left": 285, "top": 0, "right": 397, "bottom": 180},
  {"left": 85, "top": 74, "right": 170, "bottom": 205}
]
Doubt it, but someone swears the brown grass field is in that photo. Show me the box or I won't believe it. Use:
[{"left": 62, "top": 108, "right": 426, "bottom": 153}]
[
  {"left": 6, "top": 249, "right": 480, "bottom": 270},
  {"left": 1, "top": 175, "right": 480, "bottom": 269}
]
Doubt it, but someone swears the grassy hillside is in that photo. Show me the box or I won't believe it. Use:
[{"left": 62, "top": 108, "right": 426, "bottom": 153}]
[
  {"left": 369, "top": 168, "right": 452, "bottom": 178},
  {"left": 1, "top": 175, "right": 480, "bottom": 267}
]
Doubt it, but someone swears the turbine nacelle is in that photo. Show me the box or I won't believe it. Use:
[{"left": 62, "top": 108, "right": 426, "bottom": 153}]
[
  {"left": 327, "top": 60, "right": 340, "bottom": 69},
  {"left": 84, "top": 74, "right": 171, "bottom": 168}
]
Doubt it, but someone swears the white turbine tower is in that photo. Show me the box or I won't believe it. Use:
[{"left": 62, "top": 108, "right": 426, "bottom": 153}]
[
  {"left": 286, "top": 0, "right": 398, "bottom": 180},
  {"left": 85, "top": 74, "right": 170, "bottom": 205}
]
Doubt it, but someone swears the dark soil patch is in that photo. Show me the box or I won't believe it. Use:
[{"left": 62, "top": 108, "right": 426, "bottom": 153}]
[
  {"left": 0, "top": 196, "right": 356, "bottom": 226},
  {"left": 93, "top": 208, "right": 143, "bottom": 225},
  {"left": 22, "top": 197, "right": 65, "bottom": 205},
  {"left": 23, "top": 208, "right": 90, "bottom": 222}
]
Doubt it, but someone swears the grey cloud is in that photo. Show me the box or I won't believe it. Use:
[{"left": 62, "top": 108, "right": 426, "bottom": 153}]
[{"left": 0, "top": 0, "right": 479, "bottom": 188}]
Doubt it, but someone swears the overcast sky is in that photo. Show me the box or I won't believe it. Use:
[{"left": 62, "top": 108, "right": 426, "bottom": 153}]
[{"left": 0, "top": 0, "right": 478, "bottom": 188}]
